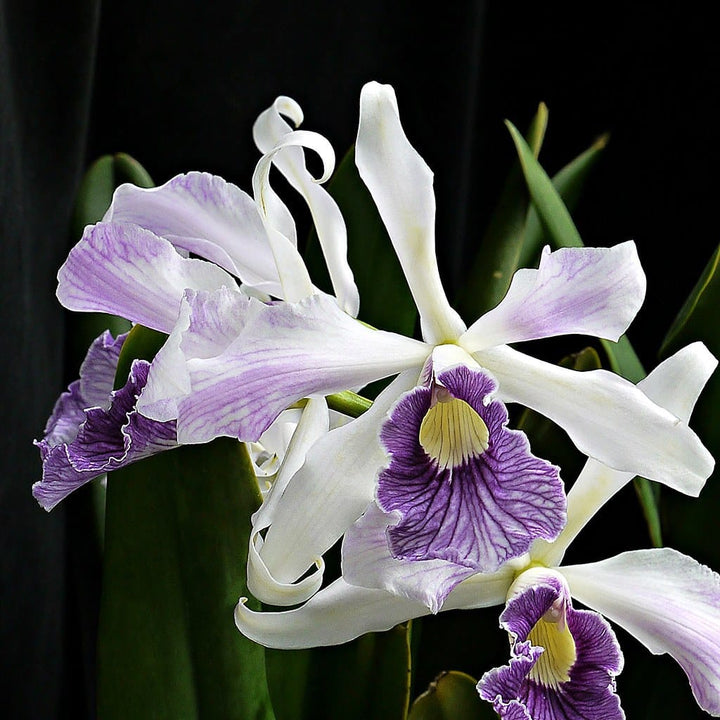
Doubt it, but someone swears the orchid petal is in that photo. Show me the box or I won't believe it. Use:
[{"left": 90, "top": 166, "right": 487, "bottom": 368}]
[
  {"left": 104, "top": 172, "right": 283, "bottom": 296},
  {"left": 477, "top": 344, "right": 714, "bottom": 492},
  {"left": 142, "top": 290, "right": 429, "bottom": 443},
  {"left": 57, "top": 222, "right": 235, "bottom": 333},
  {"left": 562, "top": 549, "right": 720, "bottom": 716},
  {"left": 356, "top": 81, "right": 465, "bottom": 344},
  {"left": 258, "top": 371, "right": 418, "bottom": 584},
  {"left": 460, "top": 242, "right": 646, "bottom": 351},
  {"left": 342, "top": 504, "right": 489, "bottom": 614},
  {"left": 534, "top": 342, "right": 717, "bottom": 567},
  {"left": 236, "top": 577, "right": 430, "bottom": 649},
  {"left": 254, "top": 100, "right": 359, "bottom": 316}
]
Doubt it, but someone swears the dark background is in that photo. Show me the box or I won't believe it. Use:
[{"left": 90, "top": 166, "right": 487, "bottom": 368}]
[{"left": 2, "top": 2, "right": 718, "bottom": 717}]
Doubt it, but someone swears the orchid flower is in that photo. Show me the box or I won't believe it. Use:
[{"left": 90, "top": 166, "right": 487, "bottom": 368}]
[
  {"left": 35, "top": 94, "right": 358, "bottom": 509},
  {"left": 137, "top": 81, "right": 713, "bottom": 605},
  {"left": 235, "top": 342, "right": 720, "bottom": 718}
]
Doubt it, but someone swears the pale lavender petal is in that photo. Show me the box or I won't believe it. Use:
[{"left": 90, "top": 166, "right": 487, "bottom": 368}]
[
  {"left": 104, "top": 172, "right": 283, "bottom": 296},
  {"left": 562, "top": 548, "right": 720, "bottom": 716},
  {"left": 39, "top": 330, "right": 125, "bottom": 450},
  {"left": 356, "top": 81, "right": 465, "bottom": 345},
  {"left": 377, "top": 364, "right": 565, "bottom": 580},
  {"left": 461, "top": 242, "right": 645, "bottom": 351},
  {"left": 33, "top": 359, "right": 178, "bottom": 511},
  {"left": 479, "top": 571, "right": 624, "bottom": 720},
  {"left": 477, "top": 344, "right": 714, "bottom": 492},
  {"left": 143, "top": 291, "right": 429, "bottom": 443},
  {"left": 58, "top": 222, "right": 236, "bottom": 333}
]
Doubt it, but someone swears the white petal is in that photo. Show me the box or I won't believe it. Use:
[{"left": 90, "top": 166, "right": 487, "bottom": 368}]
[
  {"left": 563, "top": 549, "right": 720, "bottom": 716},
  {"left": 255, "top": 105, "right": 359, "bottom": 316},
  {"left": 460, "top": 242, "right": 646, "bottom": 351},
  {"left": 356, "top": 81, "right": 465, "bottom": 345},
  {"left": 258, "top": 370, "right": 418, "bottom": 584},
  {"left": 235, "top": 577, "right": 430, "bottom": 649},
  {"left": 477, "top": 345, "right": 714, "bottom": 492},
  {"left": 104, "top": 172, "right": 283, "bottom": 296},
  {"left": 534, "top": 342, "right": 718, "bottom": 567},
  {"left": 57, "top": 222, "right": 235, "bottom": 333}
]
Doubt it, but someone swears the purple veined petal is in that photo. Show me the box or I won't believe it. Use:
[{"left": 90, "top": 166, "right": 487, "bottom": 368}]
[
  {"left": 477, "top": 344, "right": 714, "bottom": 493},
  {"left": 254, "top": 103, "right": 360, "bottom": 316},
  {"left": 562, "top": 548, "right": 720, "bottom": 716},
  {"left": 257, "top": 370, "right": 418, "bottom": 586},
  {"left": 376, "top": 362, "right": 565, "bottom": 586},
  {"left": 137, "top": 286, "right": 253, "bottom": 422},
  {"left": 33, "top": 359, "right": 178, "bottom": 511},
  {"left": 144, "top": 291, "right": 429, "bottom": 443},
  {"left": 533, "top": 342, "right": 718, "bottom": 568},
  {"left": 58, "top": 222, "right": 236, "bottom": 333},
  {"left": 356, "top": 81, "right": 465, "bottom": 345},
  {"left": 478, "top": 568, "right": 624, "bottom": 720},
  {"left": 104, "top": 172, "right": 283, "bottom": 297},
  {"left": 236, "top": 577, "right": 432, "bottom": 650},
  {"left": 38, "top": 330, "right": 126, "bottom": 450},
  {"left": 460, "top": 242, "right": 646, "bottom": 351},
  {"left": 342, "top": 503, "right": 501, "bottom": 614}
]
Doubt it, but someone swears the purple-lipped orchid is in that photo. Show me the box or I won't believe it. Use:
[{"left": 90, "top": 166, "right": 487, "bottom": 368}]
[
  {"left": 139, "top": 81, "right": 713, "bottom": 602},
  {"left": 34, "top": 94, "right": 357, "bottom": 509},
  {"left": 234, "top": 342, "right": 720, "bottom": 718}
]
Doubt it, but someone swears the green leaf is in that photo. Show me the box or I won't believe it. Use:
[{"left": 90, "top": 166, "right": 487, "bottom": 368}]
[
  {"left": 458, "top": 105, "right": 548, "bottom": 313},
  {"left": 408, "top": 671, "right": 494, "bottom": 720},
  {"left": 97, "top": 439, "right": 275, "bottom": 720},
  {"left": 505, "top": 121, "right": 583, "bottom": 249},
  {"left": 456, "top": 103, "right": 548, "bottom": 320},
  {"left": 657, "top": 243, "right": 720, "bottom": 567},
  {"left": 304, "top": 147, "right": 417, "bottom": 338},
  {"left": 518, "top": 133, "right": 609, "bottom": 270},
  {"left": 508, "top": 124, "right": 661, "bottom": 545},
  {"left": 270, "top": 621, "right": 412, "bottom": 720}
]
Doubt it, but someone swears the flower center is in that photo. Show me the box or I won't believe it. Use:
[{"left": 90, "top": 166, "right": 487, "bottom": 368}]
[
  {"left": 527, "top": 602, "right": 577, "bottom": 689},
  {"left": 418, "top": 386, "right": 489, "bottom": 468}
]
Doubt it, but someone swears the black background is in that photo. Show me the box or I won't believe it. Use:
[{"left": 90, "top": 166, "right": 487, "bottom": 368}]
[{"left": 2, "top": 2, "right": 718, "bottom": 717}]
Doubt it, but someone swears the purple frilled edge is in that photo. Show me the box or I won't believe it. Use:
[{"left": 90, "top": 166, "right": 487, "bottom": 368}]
[
  {"left": 33, "top": 330, "right": 177, "bottom": 511},
  {"left": 478, "top": 574, "right": 624, "bottom": 720}
]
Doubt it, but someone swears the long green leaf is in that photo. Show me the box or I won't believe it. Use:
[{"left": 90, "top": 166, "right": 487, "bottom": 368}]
[
  {"left": 456, "top": 103, "right": 548, "bottom": 320},
  {"left": 507, "top": 124, "right": 661, "bottom": 545}
]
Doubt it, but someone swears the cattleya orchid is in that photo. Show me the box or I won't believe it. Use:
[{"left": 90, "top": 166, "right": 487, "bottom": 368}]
[
  {"left": 33, "top": 94, "right": 358, "bottom": 510},
  {"left": 235, "top": 342, "right": 720, "bottom": 718},
  {"left": 132, "top": 81, "right": 713, "bottom": 607}
]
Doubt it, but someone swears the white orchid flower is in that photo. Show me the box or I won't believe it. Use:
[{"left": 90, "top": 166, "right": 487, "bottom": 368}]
[
  {"left": 135, "top": 81, "right": 713, "bottom": 604},
  {"left": 235, "top": 342, "right": 720, "bottom": 718}
]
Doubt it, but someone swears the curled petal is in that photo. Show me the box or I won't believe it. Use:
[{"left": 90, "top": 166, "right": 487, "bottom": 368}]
[
  {"left": 236, "top": 577, "right": 430, "bottom": 649},
  {"left": 461, "top": 242, "right": 646, "bottom": 351},
  {"left": 563, "top": 549, "right": 720, "bottom": 716},
  {"left": 57, "top": 222, "right": 235, "bottom": 333},
  {"left": 104, "top": 172, "right": 282, "bottom": 296},
  {"left": 356, "top": 81, "right": 465, "bottom": 344},
  {"left": 478, "top": 344, "right": 714, "bottom": 493}
]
